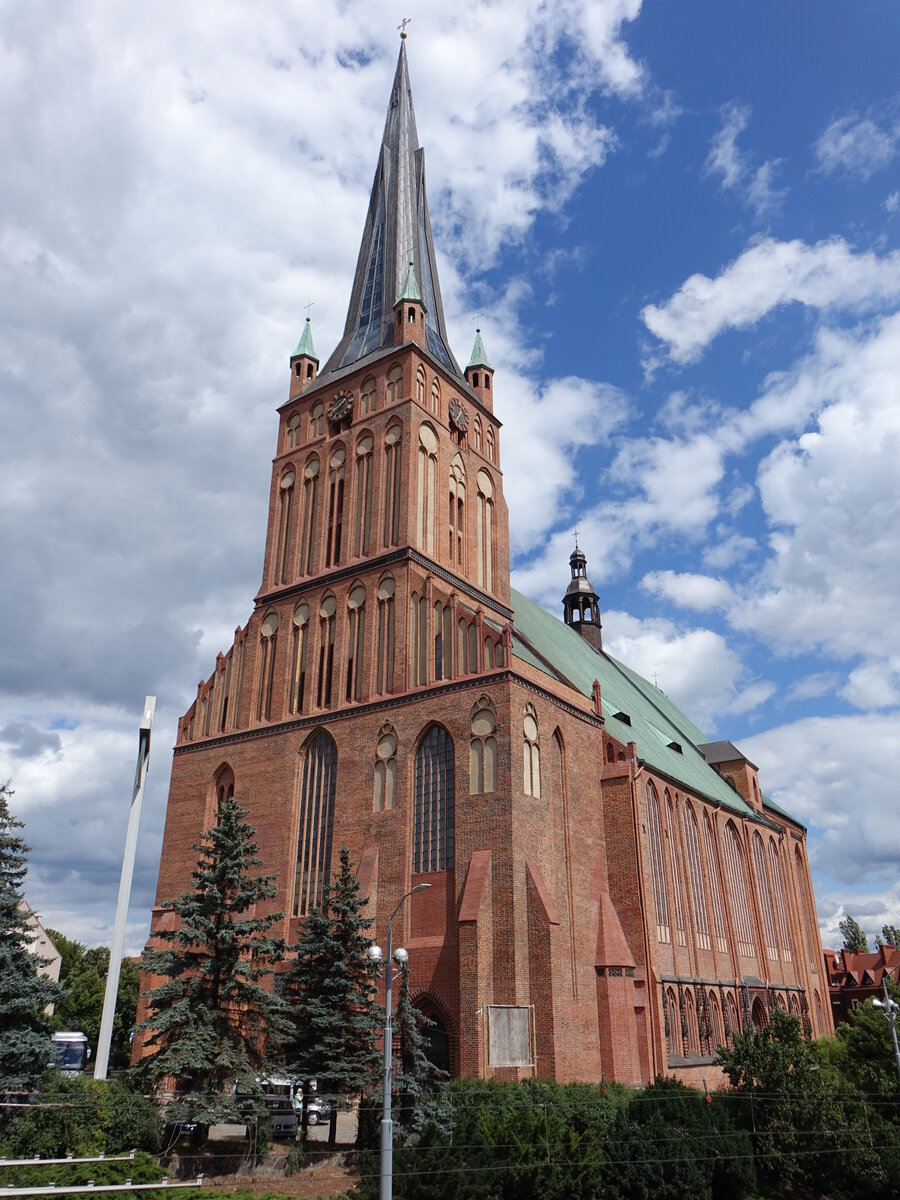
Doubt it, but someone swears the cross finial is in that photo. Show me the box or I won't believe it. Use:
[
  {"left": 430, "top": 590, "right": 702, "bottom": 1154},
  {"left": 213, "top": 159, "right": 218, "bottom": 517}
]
[
  {"left": 573, "top": 528, "right": 580, "bottom": 550},
  {"left": 304, "top": 299, "right": 315, "bottom": 320},
  {"left": 653, "top": 670, "right": 659, "bottom": 688},
  {"left": 398, "top": 17, "right": 412, "bottom": 38}
]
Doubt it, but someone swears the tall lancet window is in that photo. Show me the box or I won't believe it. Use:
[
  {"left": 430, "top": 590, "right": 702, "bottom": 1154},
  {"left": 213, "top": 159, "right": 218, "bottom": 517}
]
[
  {"left": 413, "top": 725, "right": 455, "bottom": 872},
  {"left": 703, "top": 812, "right": 729, "bottom": 953},
  {"left": 416, "top": 423, "right": 437, "bottom": 556},
  {"left": 289, "top": 602, "right": 309, "bottom": 714},
  {"left": 275, "top": 469, "right": 295, "bottom": 584},
  {"left": 433, "top": 599, "right": 451, "bottom": 681},
  {"left": 415, "top": 365, "right": 426, "bottom": 404},
  {"left": 469, "top": 703, "right": 497, "bottom": 794},
  {"left": 353, "top": 434, "right": 374, "bottom": 557},
  {"left": 486, "top": 426, "right": 495, "bottom": 464},
  {"left": 410, "top": 591, "right": 428, "bottom": 686},
  {"left": 375, "top": 574, "right": 395, "bottom": 695},
  {"left": 360, "top": 375, "right": 376, "bottom": 414},
  {"left": 769, "top": 839, "right": 792, "bottom": 963},
  {"left": 344, "top": 584, "right": 366, "bottom": 703},
  {"left": 382, "top": 423, "right": 402, "bottom": 547},
  {"left": 449, "top": 454, "right": 466, "bottom": 570},
  {"left": 723, "top": 822, "right": 755, "bottom": 957},
  {"left": 523, "top": 704, "right": 541, "bottom": 797},
  {"left": 753, "top": 832, "right": 779, "bottom": 961},
  {"left": 683, "top": 802, "right": 711, "bottom": 951},
  {"left": 300, "top": 457, "right": 320, "bottom": 576},
  {"left": 374, "top": 727, "right": 397, "bottom": 812},
  {"left": 476, "top": 469, "right": 494, "bottom": 592},
  {"left": 316, "top": 593, "right": 336, "bottom": 709},
  {"left": 256, "top": 611, "right": 278, "bottom": 722},
  {"left": 386, "top": 364, "right": 403, "bottom": 404},
  {"left": 473, "top": 415, "right": 483, "bottom": 454},
  {"left": 647, "top": 782, "right": 669, "bottom": 943},
  {"left": 430, "top": 377, "right": 441, "bottom": 416},
  {"left": 666, "top": 792, "right": 687, "bottom": 947},
  {"left": 325, "top": 447, "right": 346, "bottom": 567},
  {"left": 295, "top": 730, "right": 337, "bottom": 915}
]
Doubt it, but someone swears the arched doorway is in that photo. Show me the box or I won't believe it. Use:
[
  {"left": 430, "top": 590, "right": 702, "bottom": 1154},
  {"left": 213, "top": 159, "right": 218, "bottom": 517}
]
[
  {"left": 421, "top": 1013, "right": 450, "bottom": 1076},
  {"left": 751, "top": 997, "right": 767, "bottom": 1030}
]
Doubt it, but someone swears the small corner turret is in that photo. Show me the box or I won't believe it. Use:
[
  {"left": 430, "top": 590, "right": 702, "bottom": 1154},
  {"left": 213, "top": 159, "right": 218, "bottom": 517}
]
[
  {"left": 465, "top": 328, "right": 494, "bottom": 411},
  {"left": 289, "top": 317, "right": 319, "bottom": 398},
  {"left": 393, "top": 260, "right": 428, "bottom": 349},
  {"left": 563, "top": 544, "right": 603, "bottom": 653}
]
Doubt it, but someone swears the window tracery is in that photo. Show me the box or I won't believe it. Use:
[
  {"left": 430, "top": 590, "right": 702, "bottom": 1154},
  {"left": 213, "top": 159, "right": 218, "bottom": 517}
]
[
  {"left": 449, "top": 454, "right": 466, "bottom": 570},
  {"left": 353, "top": 434, "right": 374, "bottom": 557},
  {"left": 325, "top": 447, "right": 346, "bottom": 567},
  {"left": 316, "top": 593, "right": 336, "bottom": 708},
  {"left": 382, "top": 423, "right": 402, "bottom": 547},
  {"left": 295, "top": 730, "right": 336, "bottom": 914},
  {"left": 374, "top": 726, "right": 397, "bottom": 812},
  {"left": 256, "top": 610, "right": 278, "bottom": 722},
  {"left": 417, "top": 424, "right": 437, "bottom": 555},
  {"left": 345, "top": 584, "right": 366, "bottom": 702},
  {"left": 523, "top": 703, "right": 541, "bottom": 797},
  {"left": 413, "top": 725, "right": 455, "bottom": 872},
  {"left": 289, "top": 601, "right": 309, "bottom": 714},
  {"left": 375, "top": 574, "right": 395, "bottom": 695},
  {"left": 469, "top": 701, "right": 497, "bottom": 793},
  {"left": 647, "top": 782, "right": 669, "bottom": 942}
]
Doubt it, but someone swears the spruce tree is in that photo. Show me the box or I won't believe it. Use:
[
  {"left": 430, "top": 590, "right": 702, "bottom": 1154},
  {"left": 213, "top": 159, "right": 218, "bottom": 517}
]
[
  {"left": 136, "top": 795, "right": 289, "bottom": 1131},
  {"left": 286, "top": 846, "right": 381, "bottom": 1145},
  {"left": 0, "top": 782, "right": 60, "bottom": 1092},
  {"left": 392, "top": 967, "right": 449, "bottom": 1144}
]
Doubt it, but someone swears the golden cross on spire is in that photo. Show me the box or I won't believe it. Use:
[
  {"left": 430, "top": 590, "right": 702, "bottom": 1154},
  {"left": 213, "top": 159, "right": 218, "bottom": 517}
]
[{"left": 398, "top": 17, "right": 412, "bottom": 38}]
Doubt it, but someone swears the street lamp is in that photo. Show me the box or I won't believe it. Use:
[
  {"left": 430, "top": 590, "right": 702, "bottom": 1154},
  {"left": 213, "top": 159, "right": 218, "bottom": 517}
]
[
  {"left": 872, "top": 977, "right": 900, "bottom": 1083},
  {"left": 368, "top": 883, "right": 430, "bottom": 1200}
]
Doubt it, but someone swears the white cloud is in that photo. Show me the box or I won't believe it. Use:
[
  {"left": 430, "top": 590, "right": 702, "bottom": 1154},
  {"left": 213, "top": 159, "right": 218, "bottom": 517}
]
[
  {"left": 641, "top": 569, "right": 734, "bottom": 611},
  {"left": 815, "top": 113, "right": 899, "bottom": 179},
  {"left": 841, "top": 660, "right": 900, "bottom": 711},
  {"left": 886, "top": 191, "right": 900, "bottom": 215},
  {"left": 642, "top": 237, "right": 900, "bottom": 364},
  {"left": 703, "top": 102, "right": 785, "bottom": 218},
  {"left": 741, "top": 713, "right": 900, "bottom": 887}
]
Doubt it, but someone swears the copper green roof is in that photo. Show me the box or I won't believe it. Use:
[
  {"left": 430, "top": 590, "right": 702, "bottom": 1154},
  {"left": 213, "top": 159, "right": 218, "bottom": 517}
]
[
  {"left": 510, "top": 587, "right": 792, "bottom": 824},
  {"left": 467, "top": 329, "right": 492, "bottom": 370},
  {"left": 293, "top": 318, "right": 318, "bottom": 361},
  {"left": 396, "top": 260, "right": 423, "bottom": 305}
]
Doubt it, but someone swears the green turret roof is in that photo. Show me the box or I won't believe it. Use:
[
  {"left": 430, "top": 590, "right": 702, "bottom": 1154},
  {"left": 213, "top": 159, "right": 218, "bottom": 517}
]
[
  {"left": 396, "top": 260, "right": 423, "bottom": 305},
  {"left": 467, "top": 328, "right": 493, "bottom": 370},
  {"left": 293, "top": 317, "right": 318, "bottom": 361}
]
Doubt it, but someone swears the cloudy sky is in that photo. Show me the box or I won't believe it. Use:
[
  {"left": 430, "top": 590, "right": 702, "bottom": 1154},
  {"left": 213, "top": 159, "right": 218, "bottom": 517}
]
[{"left": 1, "top": 0, "right": 898, "bottom": 955}]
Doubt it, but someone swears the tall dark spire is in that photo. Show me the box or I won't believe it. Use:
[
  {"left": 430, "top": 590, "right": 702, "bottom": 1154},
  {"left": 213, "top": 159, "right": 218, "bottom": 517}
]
[
  {"left": 563, "top": 546, "right": 603, "bottom": 653},
  {"left": 319, "top": 40, "right": 462, "bottom": 380}
]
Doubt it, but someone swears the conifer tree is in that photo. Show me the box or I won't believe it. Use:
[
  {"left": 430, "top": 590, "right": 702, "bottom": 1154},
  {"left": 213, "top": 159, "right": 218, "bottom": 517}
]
[
  {"left": 839, "top": 912, "right": 869, "bottom": 953},
  {"left": 136, "top": 795, "right": 288, "bottom": 1131},
  {"left": 392, "top": 967, "right": 450, "bottom": 1144},
  {"left": 286, "top": 846, "right": 381, "bottom": 1144},
  {"left": 0, "top": 782, "right": 60, "bottom": 1092}
]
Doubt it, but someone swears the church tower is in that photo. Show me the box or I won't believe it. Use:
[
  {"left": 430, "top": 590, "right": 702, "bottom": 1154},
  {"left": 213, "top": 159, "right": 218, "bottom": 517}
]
[{"left": 137, "top": 35, "right": 832, "bottom": 1085}]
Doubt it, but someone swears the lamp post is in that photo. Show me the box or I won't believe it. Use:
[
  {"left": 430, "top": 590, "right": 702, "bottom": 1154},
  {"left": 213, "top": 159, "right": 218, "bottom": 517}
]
[
  {"left": 368, "top": 883, "right": 430, "bottom": 1200},
  {"left": 872, "top": 977, "right": 900, "bottom": 1083}
]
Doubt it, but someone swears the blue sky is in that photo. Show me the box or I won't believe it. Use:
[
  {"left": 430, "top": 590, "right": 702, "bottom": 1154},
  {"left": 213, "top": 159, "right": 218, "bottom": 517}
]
[{"left": 0, "top": 0, "right": 898, "bottom": 953}]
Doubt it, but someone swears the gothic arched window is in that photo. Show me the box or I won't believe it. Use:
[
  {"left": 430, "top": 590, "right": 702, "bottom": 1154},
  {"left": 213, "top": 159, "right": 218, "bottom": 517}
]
[
  {"left": 300, "top": 456, "right": 320, "bottom": 576},
  {"left": 374, "top": 727, "right": 397, "bottom": 812},
  {"left": 413, "top": 725, "right": 455, "bottom": 872},
  {"left": 256, "top": 610, "right": 278, "bottom": 722},
  {"left": 666, "top": 792, "right": 687, "bottom": 946},
  {"left": 289, "top": 601, "right": 310, "bottom": 714},
  {"left": 410, "top": 592, "right": 427, "bottom": 686},
  {"left": 795, "top": 843, "right": 818, "bottom": 965},
  {"left": 275, "top": 469, "right": 295, "bottom": 585},
  {"left": 417, "top": 424, "right": 437, "bottom": 555},
  {"left": 523, "top": 703, "right": 540, "bottom": 797},
  {"left": 449, "top": 454, "right": 465, "bottom": 570},
  {"left": 473, "top": 415, "right": 483, "bottom": 454},
  {"left": 723, "top": 822, "right": 755, "bottom": 957},
  {"left": 375, "top": 574, "right": 395, "bottom": 695},
  {"left": 430, "top": 377, "right": 441, "bottom": 416},
  {"left": 344, "top": 584, "right": 366, "bottom": 703},
  {"left": 382, "top": 423, "right": 402, "bottom": 547},
  {"left": 486, "top": 425, "right": 495, "bottom": 463},
  {"left": 683, "top": 803, "right": 711, "bottom": 951},
  {"left": 214, "top": 764, "right": 235, "bottom": 812},
  {"left": 665, "top": 987, "right": 679, "bottom": 1059},
  {"left": 287, "top": 412, "right": 301, "bottom": 448},
  {"left": 476, "top": 469, "right": 494, "bottom": 592},
  {"left": 647, "top": 782, "right": 669, "bottom": 943},
  {"left": 770, "top": 839, "right": 793, "bottom": 963},
  {"left": 684, "top": 989, "right": 699, "bottom": 1055},
  {"left": 433, "top": 599, "right": 451, "bottom": 681},
  {"left": 361, "top": 375, "right": 376, "bottom": 415},
  {"left": 316, "top": 593, "right": 336, "bottom": 708},
  {"left": 386, "top": 364, "right": 403, "bottom": 404},
  {"left": 753, "top": 831, "right": 779, "bottom": 961},
  {"left": 708, "top": 991, "right": 724, "bottom": 1050},
  {"left": 415, "top": 365, "right": 426, "bottom": 404},
  {"left": 457, "top": 615, "right": 477, "bottom": 674},
  {"left": 295, "top": 730, "right": 337, "bottom": 915},
  {"left": 703, "top": 811, "right": 729, "bottom": 953},
  {"left": 353, "top": 434, "right": 374, "bottom": 557},
  {"left": 325, "top": 447, "right": 346, "bottom": 567},
  {"left": 310, "top": 401, "right": 325, "bottom": 438},
  {"left": 469, "top": 702, "right": 497, "bottom": 793}
]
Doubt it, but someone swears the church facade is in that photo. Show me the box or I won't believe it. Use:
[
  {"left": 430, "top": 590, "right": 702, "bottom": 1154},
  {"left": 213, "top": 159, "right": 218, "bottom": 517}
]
[{"left": 136, "top": 41, "right": 831, "bottom": 1085}]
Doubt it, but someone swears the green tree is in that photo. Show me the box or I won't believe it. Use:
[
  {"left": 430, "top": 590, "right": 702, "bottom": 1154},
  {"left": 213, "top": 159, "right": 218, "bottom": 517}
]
[
  {"left": 391, "top": 967, "right": 449, "bottom": 1145},
  {"left": 46, "top": 933, "right": 140, "bottom": 1069},
  {"left": 135, "top": 795, "right": 288, "bottom": 1134},
  {"left": 0, "top": 782, "right": 60, "bottom": 1091},
  {"left": 875, "top": 923, "right": 900, "bottom": 949},
  {"left": 716, "top": 1006, "right": 878, "bottom": 1196},
  {"left": 839, "top": 912, "right": 869, "bottom": 953},
  {"left": 286, "top": 845, "right": 380, "bottom": 1146}
]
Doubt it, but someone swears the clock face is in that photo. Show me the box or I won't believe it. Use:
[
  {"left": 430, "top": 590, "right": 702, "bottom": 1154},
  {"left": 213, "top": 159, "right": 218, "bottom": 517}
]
[
  {"left": 328, "top": 390, "right": 353, "bottom": 422},
  {"left": 449, "top": 398, "right": 469, "bottom": 432}
]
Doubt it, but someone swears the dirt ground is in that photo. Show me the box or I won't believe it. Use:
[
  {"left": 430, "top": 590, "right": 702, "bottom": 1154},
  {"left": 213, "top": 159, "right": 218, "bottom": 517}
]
[{"left": 202, "top": 1162, "right": 357, "bottom": 1198}]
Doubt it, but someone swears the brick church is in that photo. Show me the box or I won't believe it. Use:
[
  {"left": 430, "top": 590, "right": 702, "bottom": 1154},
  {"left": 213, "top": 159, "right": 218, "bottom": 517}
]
[{"left": 138, "top": 39, "right": 831, "bottom": 1085}]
